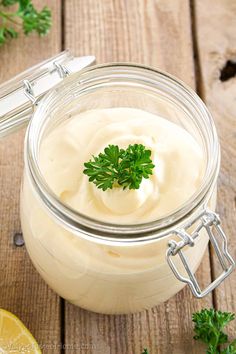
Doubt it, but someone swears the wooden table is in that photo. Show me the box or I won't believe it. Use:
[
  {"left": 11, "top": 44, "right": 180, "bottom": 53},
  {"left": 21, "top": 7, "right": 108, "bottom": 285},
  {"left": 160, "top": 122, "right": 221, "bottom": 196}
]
[{"left": 0, "top": 1, "right": 235, "bottom": 353}]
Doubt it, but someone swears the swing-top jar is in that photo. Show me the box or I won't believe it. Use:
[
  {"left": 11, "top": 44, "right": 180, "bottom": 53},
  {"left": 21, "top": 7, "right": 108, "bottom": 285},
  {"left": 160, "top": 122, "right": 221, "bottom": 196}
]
[{"left": 0, "top": 51, "right": 234, "bottom": 314}]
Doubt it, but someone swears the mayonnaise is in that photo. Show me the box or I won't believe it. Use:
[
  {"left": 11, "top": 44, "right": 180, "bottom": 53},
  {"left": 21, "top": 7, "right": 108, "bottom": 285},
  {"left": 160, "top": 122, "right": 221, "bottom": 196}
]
[
  {"left": 20, "top": 107, "right": 214, "bottom": 314},
  {"left": 39, "top": 108, "right": 204, "bottom": 223}
]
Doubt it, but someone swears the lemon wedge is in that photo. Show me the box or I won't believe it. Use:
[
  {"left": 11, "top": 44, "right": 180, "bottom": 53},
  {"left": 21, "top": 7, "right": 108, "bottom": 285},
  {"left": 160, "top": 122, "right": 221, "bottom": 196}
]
[{"left": 0, "top": 309, "right": 41, "bottom": 353}]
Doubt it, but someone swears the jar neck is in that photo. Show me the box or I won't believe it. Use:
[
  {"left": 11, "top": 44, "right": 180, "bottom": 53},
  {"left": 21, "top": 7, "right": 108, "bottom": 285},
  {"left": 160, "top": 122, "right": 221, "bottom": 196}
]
[{"left": 26, "top": 63, "right": 220, "bottom": 245}]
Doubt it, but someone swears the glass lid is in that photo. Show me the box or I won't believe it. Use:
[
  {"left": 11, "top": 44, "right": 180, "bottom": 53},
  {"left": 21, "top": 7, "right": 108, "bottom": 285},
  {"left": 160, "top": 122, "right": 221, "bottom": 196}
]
[{"left": 0, "top": 50, "right": 95, "bottom": 137}]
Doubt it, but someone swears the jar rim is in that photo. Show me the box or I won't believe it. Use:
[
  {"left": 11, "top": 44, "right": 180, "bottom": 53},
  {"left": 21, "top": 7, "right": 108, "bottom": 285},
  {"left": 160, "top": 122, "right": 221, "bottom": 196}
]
[{"left": 26, "top": 63, "right": 220, "bottom": 244}]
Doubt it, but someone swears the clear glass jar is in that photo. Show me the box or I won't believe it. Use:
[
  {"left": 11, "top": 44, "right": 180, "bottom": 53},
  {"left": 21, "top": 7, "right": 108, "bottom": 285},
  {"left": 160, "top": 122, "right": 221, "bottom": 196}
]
[{"left": 13, "top": 63, "right": 234, "bottom": 314}]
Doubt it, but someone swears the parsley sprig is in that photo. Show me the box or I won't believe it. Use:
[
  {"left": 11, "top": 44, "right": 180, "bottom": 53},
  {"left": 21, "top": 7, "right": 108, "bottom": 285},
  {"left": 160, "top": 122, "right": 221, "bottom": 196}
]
[
  {"left": 0, "top": 0, "right": 51, "bottom": 46},
  {"left": 83, "top": 144, "right": 155, "bottom": 191},
  {"left": 193, "top": 309, "right": 236, "bottom": 353},
  {"left": 141, "top": 309, "right": 236, "bottom": 354}
]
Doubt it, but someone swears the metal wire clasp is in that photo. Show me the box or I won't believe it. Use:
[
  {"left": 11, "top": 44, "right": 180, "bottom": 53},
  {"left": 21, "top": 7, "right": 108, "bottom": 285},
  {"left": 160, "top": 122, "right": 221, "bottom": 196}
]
[
  {"left": 22, "top": 60, "right": 71, "bottom": 106},
  {"left": 23, "top": 80, "right": 37, "bottom": 105},
  {"left": 53, "top": 61, "right": 70, "bottom": 78},
  {"left": 166, "top": 209, "right": 235, "bottom": 298}
]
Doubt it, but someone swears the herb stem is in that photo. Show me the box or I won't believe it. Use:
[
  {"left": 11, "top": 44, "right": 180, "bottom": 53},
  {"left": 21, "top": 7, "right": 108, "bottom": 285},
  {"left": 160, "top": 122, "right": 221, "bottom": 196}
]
[{"left": 0, "top": 11, "right": 20, "bottom": 26}]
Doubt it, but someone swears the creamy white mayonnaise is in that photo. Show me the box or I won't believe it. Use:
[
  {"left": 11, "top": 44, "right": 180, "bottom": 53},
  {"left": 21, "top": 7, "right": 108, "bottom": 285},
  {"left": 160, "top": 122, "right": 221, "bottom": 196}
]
[
  {"left": 39, "top": 108, "right": 204, "bottom": 223},
  {"left": 20, "top": 107, "right": 214, "bottom": 314}
]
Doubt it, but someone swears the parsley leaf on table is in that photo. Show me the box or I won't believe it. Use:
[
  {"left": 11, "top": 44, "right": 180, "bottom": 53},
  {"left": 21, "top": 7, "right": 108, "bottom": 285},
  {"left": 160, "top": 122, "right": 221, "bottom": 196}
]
[
  {"left": 0, "top": 0, "right": 51, "bottom": 45},
  {"left": 140, "top": 309, "right": 236, "bottom": 354},
  {"left": 193, "top": 308, "right": 236, "bottom": 353},
  {"left": 83, "top": 144, "right": 155, "bottom": 191}
]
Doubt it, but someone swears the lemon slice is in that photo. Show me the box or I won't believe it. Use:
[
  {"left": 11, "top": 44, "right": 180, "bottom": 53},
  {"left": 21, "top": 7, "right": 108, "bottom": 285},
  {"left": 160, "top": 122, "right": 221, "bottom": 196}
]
[{"left": 0, "top": 309, "right": 41, "bottom": 353}]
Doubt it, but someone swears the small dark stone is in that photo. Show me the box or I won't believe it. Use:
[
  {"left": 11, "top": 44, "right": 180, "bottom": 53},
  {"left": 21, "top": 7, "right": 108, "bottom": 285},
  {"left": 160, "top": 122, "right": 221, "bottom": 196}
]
[
  {"left": 13, "top": 233, "right": 25, "bottom": 247},
  {"left": 220, "top": 60, "right": 236, "bottom": 82}
]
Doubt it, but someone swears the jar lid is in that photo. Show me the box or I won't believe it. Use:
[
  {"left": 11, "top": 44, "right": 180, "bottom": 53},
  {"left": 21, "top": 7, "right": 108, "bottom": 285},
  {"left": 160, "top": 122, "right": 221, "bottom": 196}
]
[{"left": 0, "top": 50, "right": 95, "bottom": 137}]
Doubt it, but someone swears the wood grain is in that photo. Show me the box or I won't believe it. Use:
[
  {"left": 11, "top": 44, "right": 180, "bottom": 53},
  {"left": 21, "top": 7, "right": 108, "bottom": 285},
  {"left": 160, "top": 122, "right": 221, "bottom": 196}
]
[
  {"left": 1, "top": 0, "right": 235, "bottom": 352},
  {"left": 0, "top": 1, "right": 62, "bottom": 352},
  {"left": 194, "top": 0, "right": 236, "bottom": 338},
  {"left": 64, "top": 1, "right": 212, "bottom": 353}
]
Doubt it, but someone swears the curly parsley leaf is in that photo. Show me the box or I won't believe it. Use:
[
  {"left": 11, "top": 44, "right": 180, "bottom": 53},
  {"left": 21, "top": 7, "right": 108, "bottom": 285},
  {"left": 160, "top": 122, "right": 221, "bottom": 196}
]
[
  {"left": 1, "top": 0, "right": 17, "bottom": 5},
  {"left": 20, "top": 2, "right": 51, "bottom": 36},
  {"left": 221, "top": 340, "right": 236, "bottom": 354},
  {"left": 0, "top": 26, "right": 17, "bottom": 44},
  {"left": 193, "top": 308, "right": 236, "bottom": 353},
  {"left": 141, "top": 349, "right": 149, "bottom": 354},
  {"left": 0, "top": 0, "right": 51, "bottom": 45},
  {"left": 83, "top": 144, "right": 155, "bottom": 191}
]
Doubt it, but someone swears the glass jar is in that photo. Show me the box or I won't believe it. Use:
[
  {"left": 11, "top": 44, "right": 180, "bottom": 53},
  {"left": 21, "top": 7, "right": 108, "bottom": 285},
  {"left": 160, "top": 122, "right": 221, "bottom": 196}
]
[{"left": 0, "top": 53, "right": 234, "bottom": 314}]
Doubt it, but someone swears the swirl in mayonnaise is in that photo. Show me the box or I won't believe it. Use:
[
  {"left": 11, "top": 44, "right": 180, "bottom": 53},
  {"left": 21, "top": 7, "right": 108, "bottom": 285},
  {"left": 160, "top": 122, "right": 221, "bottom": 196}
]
[{"left": 39, "top": 108, "right": 204, "bottom": 224}]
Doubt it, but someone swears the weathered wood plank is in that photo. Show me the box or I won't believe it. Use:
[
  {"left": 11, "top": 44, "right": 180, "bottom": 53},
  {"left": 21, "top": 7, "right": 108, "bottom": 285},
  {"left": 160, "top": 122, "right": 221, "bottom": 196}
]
[
  {"left": 194, "top": 0, "right": 236, "bottom": 337},
  {"left": 64, "top": 1, "right": 213, "bottom": 353},
  {"left": 0, "top": 1, "right": 62, "bottom": 352}
]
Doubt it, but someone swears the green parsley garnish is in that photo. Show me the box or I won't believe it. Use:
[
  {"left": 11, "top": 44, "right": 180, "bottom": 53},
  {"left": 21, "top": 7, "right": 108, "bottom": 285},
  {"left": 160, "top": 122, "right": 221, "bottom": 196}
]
[
  {"left": 141, "top": 308, "right": 236, "bottom": 354},
  {"left": 193, "top": 308, "right": 236, "bottom": 353},
  {"left": 83, "top": 144, "right": 155, "bottom": 191},
  {"left": 0, "top": 0, "right": 51, "bottom": 46},
  {"left": 141, "top": 349, "right": 149, "bottom": 354}
]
